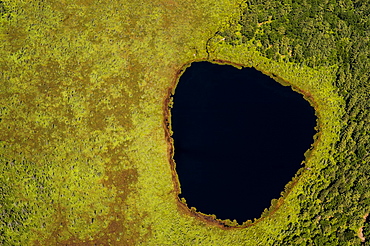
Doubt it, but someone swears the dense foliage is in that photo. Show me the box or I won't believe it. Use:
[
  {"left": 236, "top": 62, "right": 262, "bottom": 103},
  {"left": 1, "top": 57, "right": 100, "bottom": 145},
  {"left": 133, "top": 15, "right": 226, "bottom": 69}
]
[{"left": 218, "top": 0, "right": 370, "bottom": 244}]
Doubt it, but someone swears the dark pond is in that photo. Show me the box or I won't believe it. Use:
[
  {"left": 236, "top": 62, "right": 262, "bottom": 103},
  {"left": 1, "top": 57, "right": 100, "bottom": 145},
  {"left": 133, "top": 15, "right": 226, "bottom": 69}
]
[{"left": 170, "top": 61, "right": 316, "bottom": 223}]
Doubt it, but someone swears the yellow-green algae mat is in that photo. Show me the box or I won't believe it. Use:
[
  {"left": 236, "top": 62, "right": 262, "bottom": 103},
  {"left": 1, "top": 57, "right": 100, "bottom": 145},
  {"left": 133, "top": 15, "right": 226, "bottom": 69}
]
[{"left": 0, "top": 0, "right": 344, "bottom": 245}]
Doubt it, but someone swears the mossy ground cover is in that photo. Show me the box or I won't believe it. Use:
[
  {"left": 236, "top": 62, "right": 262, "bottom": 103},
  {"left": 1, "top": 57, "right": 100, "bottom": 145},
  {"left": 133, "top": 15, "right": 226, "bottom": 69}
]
[{"left": 0, "top": 0, "right": 368, "bottom": 245}]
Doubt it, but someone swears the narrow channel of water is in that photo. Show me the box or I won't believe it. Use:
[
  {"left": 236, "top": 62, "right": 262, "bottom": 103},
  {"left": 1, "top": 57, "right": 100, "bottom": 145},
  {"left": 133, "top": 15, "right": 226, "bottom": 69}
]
[{"left": 171, "top": 61, "right": 316, "bottom": 223}]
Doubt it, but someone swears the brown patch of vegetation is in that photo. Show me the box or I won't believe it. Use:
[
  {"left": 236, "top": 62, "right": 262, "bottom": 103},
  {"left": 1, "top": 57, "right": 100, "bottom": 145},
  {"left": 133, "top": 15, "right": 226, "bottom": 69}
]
[
  {"left": 358, "top": 213, "right": 369, "bottom": 243},
  {"left": 44, "top": 168, "right": 152, "bottom": 246}
]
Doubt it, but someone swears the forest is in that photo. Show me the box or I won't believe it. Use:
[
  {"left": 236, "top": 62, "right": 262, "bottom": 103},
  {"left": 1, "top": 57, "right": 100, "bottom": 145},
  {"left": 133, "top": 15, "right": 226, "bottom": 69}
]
[
  {"left": 217, "top": 0, "right": 370, "bottom": 244},
  {"left": 0, "top": 0, "right": 369, "bottom": 245}
]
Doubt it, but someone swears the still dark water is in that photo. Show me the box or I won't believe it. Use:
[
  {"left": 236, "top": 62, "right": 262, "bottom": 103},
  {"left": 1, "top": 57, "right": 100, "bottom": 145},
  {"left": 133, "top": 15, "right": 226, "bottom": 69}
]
[{"left": 171, "top": 62, "right": 316, "bottom": 223}]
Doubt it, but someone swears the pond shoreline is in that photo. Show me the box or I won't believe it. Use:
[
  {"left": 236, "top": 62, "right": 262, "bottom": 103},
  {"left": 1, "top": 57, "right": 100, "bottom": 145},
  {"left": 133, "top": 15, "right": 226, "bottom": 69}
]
[{"left": 162, "top": 58, "right": 323, "bottom": 229}]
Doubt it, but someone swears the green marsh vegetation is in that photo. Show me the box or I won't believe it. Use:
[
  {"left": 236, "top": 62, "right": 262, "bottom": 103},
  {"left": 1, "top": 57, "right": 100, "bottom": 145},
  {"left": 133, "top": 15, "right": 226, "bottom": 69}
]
[{"left": 0, "top": 0, "right": 368, "bottom": 245}]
